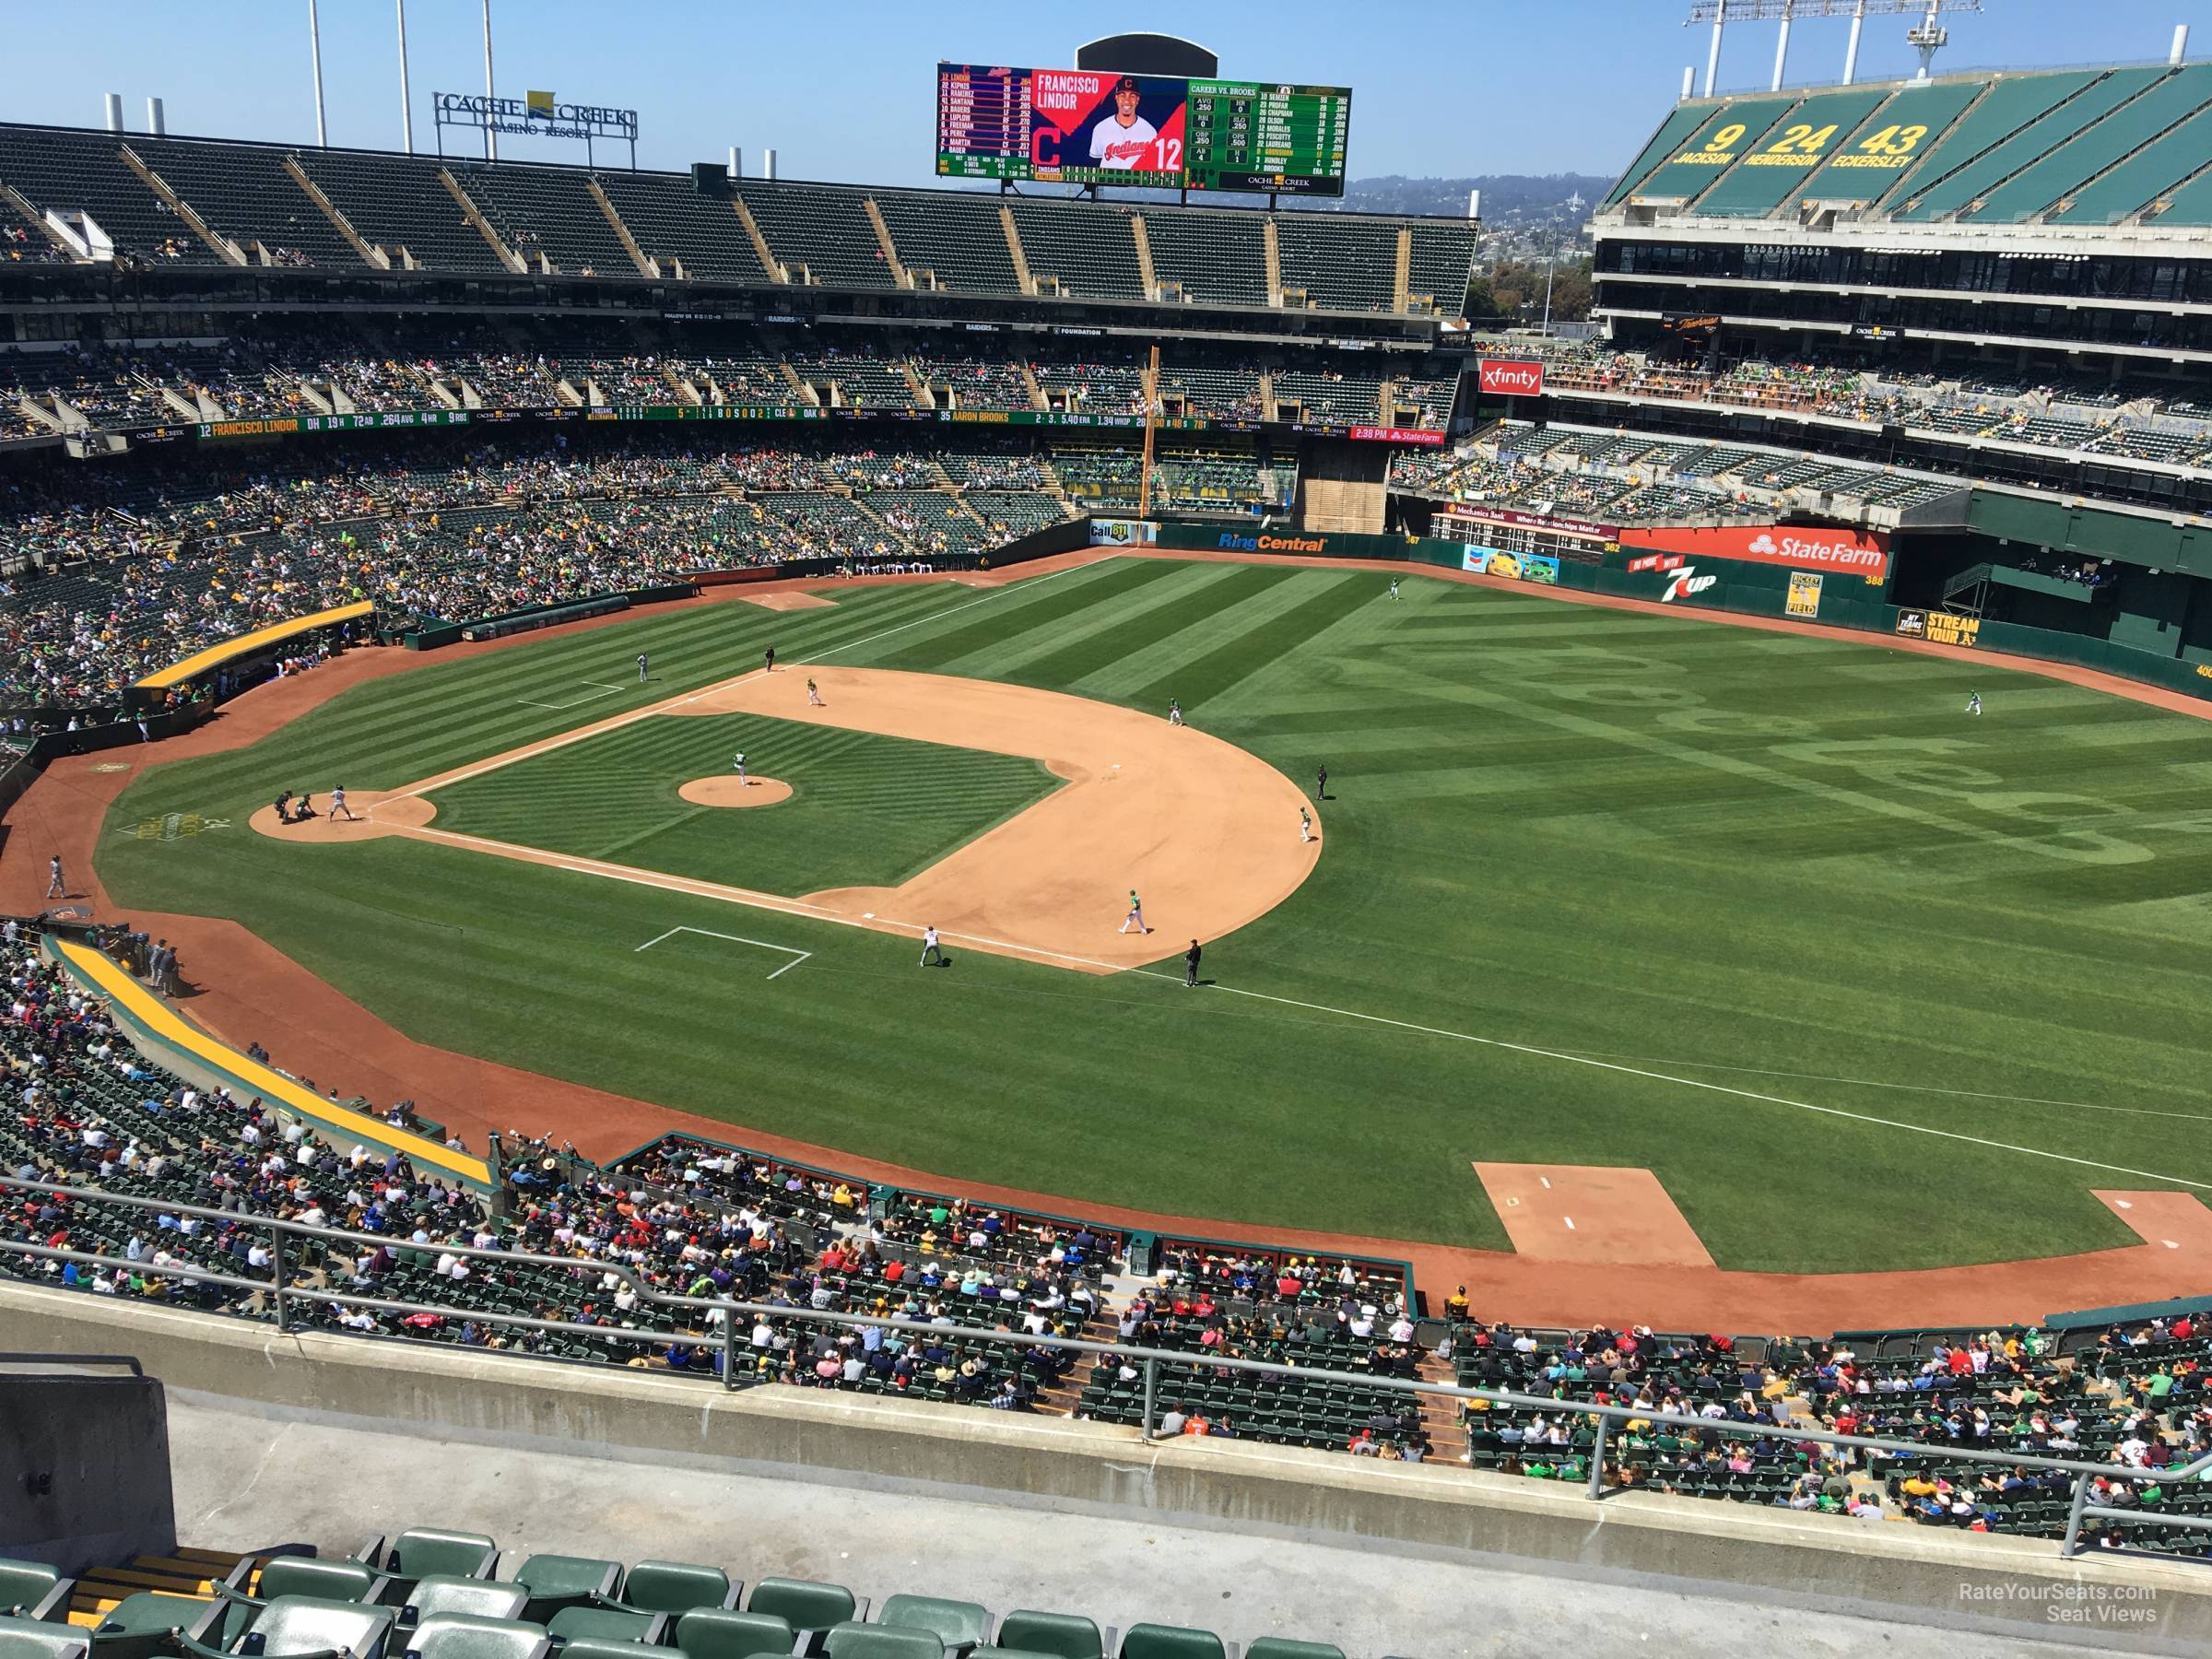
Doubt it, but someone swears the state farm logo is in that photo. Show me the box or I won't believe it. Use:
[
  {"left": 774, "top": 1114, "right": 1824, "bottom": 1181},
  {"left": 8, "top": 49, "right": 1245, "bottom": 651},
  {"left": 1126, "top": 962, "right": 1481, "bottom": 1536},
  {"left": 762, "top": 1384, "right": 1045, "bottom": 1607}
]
[
  {"left": 1477, "top": 359, "right": 1546, "bottom": 397},
  {"left": 1747, "top": 534, "right": 1778, "bottom": 556},
  {"left": 1661, "top": 564, "right": 1718, "bottom": 604}
]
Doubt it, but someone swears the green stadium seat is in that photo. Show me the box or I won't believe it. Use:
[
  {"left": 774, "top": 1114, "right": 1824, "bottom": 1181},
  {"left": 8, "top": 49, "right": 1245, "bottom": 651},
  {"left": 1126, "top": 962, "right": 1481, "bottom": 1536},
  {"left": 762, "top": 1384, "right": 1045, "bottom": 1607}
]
[
  {"left": 402, "top": 1581, "right": 531, "bottom": 1628},
  {"left": 237, "top": 1559, "right": 386, "bottom": 1606},
  {"left": 358, "top": 1533, "right": 500, "bottom": 1591},
  {"left": 1245, "top": 1643, "right": 1344, "bottom": 1659},
  {"left": 1116, "top": 1630, "right": 1226, "bottom": 1659},
  {"left": 821, "top": 1628, "right": 941, "bottom": 1659},
  {"left": 0, "top": 1564, "right": 66, "bottom": 1623},
  {"left": 672, "top": 1609, "right": 802, "bottom": 1659},
  {"left": 512, "top": 1557, "right": 619, "bottom": 1622},
  {"left": 87, "top": 1593, "right": 218, "bottom": 1659},
  {"left": 543, "top": 1607, "right": 666, "bottom": 1646},
  {"left": 991, "top": 1614, "right": 1108, "bottom": 1659},
  {"left": 606, "top": 1564, "right": 738, "bottom": 1618},
  {"left": 875, "top": 1599, "right": 990, "bottom": 1653},
  {"left": 746, "top": 1583, "right": 863, "bottom": 1636},
  {"left": 177, "top": 1594, "right": 398, "bottom": 1659},
  {"left": 0, "top": 1616, "right": 88, "bottom": 1659},
  {"left": 403, "top": 1615, "right": 553, "bottom": 1659}
]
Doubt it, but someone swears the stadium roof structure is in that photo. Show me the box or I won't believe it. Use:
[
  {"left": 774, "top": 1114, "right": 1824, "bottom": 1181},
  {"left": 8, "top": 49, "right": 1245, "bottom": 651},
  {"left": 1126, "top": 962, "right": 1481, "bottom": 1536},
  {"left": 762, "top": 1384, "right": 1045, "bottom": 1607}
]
[{"left": 1599, "top": 59, "right": 2212, "bottom": 237}]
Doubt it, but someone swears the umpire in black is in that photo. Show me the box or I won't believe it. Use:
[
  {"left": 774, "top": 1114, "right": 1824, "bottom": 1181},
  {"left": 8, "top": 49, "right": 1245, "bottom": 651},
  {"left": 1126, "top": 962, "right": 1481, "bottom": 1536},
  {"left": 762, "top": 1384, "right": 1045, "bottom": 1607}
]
[{"left": 1184, "top": 939, "right": 1202, "bottom": 989}]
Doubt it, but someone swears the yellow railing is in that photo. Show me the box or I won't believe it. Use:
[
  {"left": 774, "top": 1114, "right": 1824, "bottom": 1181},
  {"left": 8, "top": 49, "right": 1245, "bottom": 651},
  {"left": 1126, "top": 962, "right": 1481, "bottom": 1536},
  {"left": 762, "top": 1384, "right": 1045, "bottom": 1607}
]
[
  {"left": 52, "top": 938, "right": 490, "bottom": 1186},
  {"left": 132, "top": 601, "right": 374, "bottom": 692}
]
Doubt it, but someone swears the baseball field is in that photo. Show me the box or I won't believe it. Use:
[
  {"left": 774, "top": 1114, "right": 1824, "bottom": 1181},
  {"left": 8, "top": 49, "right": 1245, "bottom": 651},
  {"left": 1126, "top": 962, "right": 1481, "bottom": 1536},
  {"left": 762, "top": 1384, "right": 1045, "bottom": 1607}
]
[{"left": 94, "top": 555, "right": 2212, "bottom": 1275}]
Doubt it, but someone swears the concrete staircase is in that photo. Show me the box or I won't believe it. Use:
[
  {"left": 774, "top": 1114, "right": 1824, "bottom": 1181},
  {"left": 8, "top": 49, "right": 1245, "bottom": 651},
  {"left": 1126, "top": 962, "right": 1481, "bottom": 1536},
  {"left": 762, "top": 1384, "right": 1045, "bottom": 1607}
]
[
  {"left": 1000, "top": 205, "right": 1034, "bottom": 296},
  {"left": 282, "top": 158, "right": 388, "bottom": 269}
]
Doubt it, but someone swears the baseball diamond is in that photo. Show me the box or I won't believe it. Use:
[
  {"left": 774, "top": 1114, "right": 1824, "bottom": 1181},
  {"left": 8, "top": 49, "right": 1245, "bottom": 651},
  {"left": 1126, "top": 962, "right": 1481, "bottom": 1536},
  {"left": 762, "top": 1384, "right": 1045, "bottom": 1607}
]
[{"left": 85, "top": 555, "right": 2212, "bottom": 1281}]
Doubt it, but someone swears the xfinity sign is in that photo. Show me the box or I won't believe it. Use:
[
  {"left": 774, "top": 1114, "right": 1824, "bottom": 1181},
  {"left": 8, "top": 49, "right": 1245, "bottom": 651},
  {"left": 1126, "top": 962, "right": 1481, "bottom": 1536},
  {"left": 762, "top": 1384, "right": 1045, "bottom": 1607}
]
[{"left": 1477, "top": 359, "right": 1546, "bottom": 398}]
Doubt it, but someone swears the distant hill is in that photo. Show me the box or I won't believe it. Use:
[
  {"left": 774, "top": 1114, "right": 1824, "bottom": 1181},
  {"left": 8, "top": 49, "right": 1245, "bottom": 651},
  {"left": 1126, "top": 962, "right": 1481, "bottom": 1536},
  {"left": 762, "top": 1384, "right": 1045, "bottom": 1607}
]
[{"left": 1316, "top": 173, "right": 1615, "bottom": 219}]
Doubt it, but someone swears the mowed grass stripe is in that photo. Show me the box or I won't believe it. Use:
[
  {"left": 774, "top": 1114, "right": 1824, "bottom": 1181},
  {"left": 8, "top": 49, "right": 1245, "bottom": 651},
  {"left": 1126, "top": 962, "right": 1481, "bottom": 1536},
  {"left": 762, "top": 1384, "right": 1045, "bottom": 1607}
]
[
  {"left": 1128, "top": 569, "right": 1367, "bottom": 714},
  {"left": 981, "top": 564, "right": 1282, "bottom": 690},
  {"left": 933, "top": 561, "right": 1248, "bottom": 682},
  {"left": 863, "top": 559, "right": 1175, "bottom": 674}
]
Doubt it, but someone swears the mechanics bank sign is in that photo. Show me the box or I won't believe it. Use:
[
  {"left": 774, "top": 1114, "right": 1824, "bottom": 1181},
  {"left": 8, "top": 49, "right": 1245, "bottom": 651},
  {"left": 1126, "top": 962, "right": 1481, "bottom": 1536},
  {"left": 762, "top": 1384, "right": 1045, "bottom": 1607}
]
[{"left": 1626, "top": 524, "right": 1889, "bottom": 582}]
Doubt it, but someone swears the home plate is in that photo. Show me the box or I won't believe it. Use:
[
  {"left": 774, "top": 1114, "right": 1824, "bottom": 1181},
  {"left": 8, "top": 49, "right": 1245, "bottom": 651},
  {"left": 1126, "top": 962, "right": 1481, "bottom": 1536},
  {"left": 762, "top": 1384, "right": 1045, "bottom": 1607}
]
[{"left": 1474, "top": 1163, "right": 1713, "bottom": 1267}]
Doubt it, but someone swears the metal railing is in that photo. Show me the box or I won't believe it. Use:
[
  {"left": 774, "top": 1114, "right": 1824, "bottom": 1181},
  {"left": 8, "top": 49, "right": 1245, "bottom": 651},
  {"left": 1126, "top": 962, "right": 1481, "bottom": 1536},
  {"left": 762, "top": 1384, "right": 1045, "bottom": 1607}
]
[{"left": 4, "top": 1174, "right": 2209, "bottom": 1561}]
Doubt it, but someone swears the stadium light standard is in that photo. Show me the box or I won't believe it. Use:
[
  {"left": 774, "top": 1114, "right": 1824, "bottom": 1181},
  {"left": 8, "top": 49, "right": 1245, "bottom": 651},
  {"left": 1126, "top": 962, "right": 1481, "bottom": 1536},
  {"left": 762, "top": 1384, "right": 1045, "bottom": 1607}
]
[
  {"left": 397, "top": 0, "right": 414, "bottom": 154},
  {"left": 1686, "top": 0, "right": 1983, "bottom": 92},
  {"left": 307, "top": 0, "right": 327, "bottom": 147},
  {"left": 482, "top": 0, "right": 497, "bottom": 160}
]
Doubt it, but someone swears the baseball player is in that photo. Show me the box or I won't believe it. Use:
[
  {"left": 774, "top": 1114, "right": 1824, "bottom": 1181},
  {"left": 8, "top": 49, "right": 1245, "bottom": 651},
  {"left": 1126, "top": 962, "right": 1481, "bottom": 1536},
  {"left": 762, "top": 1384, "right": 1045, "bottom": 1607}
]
[
  {"left": 733, "top": 751, "right": 748, "bottom": 787},
  {"left": 1966, "top": 688, "right": 1982, "bottom": 717},
  {"left": 806, "top": 677, "right": 824, "bottom": 707},
  {"left": 330, "top": 784, "right": 359, "bottom": 822},
  {"left": 1168, "top": 699, "right": 1183, "bottom": 727},
  {"left": 919, "top": 925, "right": 943, "bottom": 968},
  {"left": 45, "top": 855, "right": 63, "bottom": 900},
  {"left": 1183, "top": 939, "right": 1201, "bottom": 988},
  {"left": 1389, "top": 578, "right": 1400, "bottom": 601},
  {"left": 1119, "top": 889, "right": 1147, "bottom": 935},
  {"left": 1090, "top": 76, "right": 1157, "bottom": 171},
  {"left": 637, "top": 652, "right": 649, "bottom": 684},
  {"left": 1300, "top": 807, "right": 1314, "bottom": 843},
  {"left": 763, "top": 644, "right": 777, "bottom": 674}
]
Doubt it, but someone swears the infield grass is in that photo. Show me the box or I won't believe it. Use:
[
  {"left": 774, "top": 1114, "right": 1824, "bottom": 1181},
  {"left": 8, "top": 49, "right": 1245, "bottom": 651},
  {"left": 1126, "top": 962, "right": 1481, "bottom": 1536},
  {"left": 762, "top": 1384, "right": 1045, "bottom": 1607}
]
[{"left": 98, "top": 559, "right": 2212, "bottom": 1272}]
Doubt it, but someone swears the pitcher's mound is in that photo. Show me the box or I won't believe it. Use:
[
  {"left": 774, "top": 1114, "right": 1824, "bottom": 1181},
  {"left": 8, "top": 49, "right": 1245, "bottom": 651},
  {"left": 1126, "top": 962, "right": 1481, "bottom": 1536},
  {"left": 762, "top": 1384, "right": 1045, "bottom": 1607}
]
[{"left": 679, "top": 775, "right": 794, "bottom": 808}]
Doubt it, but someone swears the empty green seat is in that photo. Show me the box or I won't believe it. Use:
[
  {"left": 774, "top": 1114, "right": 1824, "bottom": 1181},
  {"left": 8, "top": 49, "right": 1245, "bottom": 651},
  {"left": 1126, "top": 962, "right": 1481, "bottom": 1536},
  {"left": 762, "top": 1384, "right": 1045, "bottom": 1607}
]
[
  {"left": 0, "top": 1616, "right": 88, "bottom": 1659},
  {"left": 178, "top": 1594, "right": 398, "bottom": 1659},
  {"left": 747, "top": 1583, "right": 862, "bottom": 1634},
  {"left": 0, "top": 1564, "right": 64, "bottom": 1622},
  {"left": 876, "top": 1600, "right": 988, "bottom": 1653},
  {"left": 544, "top": 1607, "right": 665, "bottom": 1646},
  {"left": 1245, "top": 1643, "right": 1344, "bottom": 1659},
  {"left": 823, "top": 1628, "right": 941, "bottom": 1659},
  {"left": 1117, "top": 1630, "right": 1225, "bottom": 1659},
  {"left": 88, "top": 1592, "right": 218, "bottom": 1659},
  {"left": 672, "top": 1607, "right": 797, "bottom": 1659},
  {"left": 404, "top": 1582, "right": 530, "bottom": 1628},
  {"left": 404, "top": 1615, "right": 552, "bottom": 1659},
  {"left": 549, "top": 1641, "right": 662, "bottom": 1659},
  {"left": 512, "top": 1558, "right": 618, "bottom": 1623},
  {"left": 359, "top": 1532, "right": 500, "bottom": 1589},
  {"left": 991, "top": 1614, "right": 1106, "bottom": 1659},
  {"left": 607, "top": 1564, "right": 736, "bottom": 1618},
  {"left": 244, "top": 1560, "right": 386, "bottom": 1606}
]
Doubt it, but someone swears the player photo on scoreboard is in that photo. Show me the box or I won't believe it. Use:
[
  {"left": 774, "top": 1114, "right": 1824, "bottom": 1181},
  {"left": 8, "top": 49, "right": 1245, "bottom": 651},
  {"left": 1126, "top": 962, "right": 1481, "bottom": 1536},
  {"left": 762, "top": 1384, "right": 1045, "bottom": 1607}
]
[{"left": 1029, "top": 69, "right": 1187, "bottom": 184}]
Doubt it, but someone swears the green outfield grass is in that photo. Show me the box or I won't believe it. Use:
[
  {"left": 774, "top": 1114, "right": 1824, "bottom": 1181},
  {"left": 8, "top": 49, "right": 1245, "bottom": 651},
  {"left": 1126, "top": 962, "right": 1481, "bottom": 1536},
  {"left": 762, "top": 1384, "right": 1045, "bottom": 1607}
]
[
  {"left": 97, "top": 559, "right": 2212, "bottom": 1273},
  {"left": 425, "top": 713, "right": 1061, "bottom": 894}
]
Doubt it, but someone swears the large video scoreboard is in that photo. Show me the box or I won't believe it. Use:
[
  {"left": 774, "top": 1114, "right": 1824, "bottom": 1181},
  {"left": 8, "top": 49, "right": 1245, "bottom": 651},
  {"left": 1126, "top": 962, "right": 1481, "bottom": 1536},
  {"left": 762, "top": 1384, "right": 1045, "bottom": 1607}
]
[{"left": 936, "top": 63, "right": 1350, "bottom": 195}]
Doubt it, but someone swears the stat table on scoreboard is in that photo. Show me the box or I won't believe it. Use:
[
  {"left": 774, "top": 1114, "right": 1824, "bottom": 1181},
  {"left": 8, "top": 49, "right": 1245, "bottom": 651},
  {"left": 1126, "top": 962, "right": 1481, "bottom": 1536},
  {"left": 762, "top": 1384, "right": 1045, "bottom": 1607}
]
[{"left": 1186, "top": 82, "right": 1350, "bottom": 194}]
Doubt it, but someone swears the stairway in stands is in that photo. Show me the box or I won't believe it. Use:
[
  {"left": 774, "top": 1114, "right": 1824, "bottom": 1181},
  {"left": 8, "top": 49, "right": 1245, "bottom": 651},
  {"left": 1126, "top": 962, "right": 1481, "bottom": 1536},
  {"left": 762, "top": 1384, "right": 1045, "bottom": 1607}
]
[{"left": 64, "top": 1547, "right": 253, "bottom": 1629}]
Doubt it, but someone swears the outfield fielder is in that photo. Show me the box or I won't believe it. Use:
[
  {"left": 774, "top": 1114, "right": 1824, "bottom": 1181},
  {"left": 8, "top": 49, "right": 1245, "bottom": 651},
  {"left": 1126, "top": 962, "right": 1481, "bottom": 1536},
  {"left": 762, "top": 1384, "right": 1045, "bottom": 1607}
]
[
  {"left": 733, "top": 750, "right": 748, "bottom": 787},
  {"left": 1389, "top": 578, "right": 1400, "bottom": 601},
  {"left": 1967, "top": 688, "right": 1982, "bottom": 717},
  {"left": 637, "top": 652, "right": 649, "bottom": 684},
  {"left": 1120, "top": 888, "right": 1147, "bottom": 935}
]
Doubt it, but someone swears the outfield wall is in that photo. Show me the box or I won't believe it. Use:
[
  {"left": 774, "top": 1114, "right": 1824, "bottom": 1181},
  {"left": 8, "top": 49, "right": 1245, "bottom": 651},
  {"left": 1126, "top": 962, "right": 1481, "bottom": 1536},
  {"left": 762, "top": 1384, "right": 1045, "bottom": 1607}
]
[
  {"left": 6, "top": 1283, "right": 2207, "bottom": 1648},
  {"left": 1146, "top": 521, "right": 2212, "bottom": 703}
]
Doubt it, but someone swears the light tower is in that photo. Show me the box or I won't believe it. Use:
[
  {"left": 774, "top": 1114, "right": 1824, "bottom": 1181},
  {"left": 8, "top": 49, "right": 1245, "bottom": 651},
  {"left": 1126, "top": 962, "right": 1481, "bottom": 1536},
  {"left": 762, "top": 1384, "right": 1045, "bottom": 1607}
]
[{"left": 1685, "top": 0, "right": 1984, "bottom": 93}]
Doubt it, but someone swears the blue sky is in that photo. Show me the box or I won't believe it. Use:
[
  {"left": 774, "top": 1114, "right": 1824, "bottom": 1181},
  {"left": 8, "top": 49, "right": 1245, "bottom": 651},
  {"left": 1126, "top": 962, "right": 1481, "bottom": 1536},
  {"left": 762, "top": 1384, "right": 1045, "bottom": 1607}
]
[{"left": 5, "top": 0, "right": 2208, "bottom": 183}]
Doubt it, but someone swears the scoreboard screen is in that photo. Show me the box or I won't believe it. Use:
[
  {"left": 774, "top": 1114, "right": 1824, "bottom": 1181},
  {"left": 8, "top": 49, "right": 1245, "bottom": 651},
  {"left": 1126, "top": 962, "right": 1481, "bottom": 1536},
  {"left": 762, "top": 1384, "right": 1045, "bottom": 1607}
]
[{"left": 936, "top": 63, "right": 1350, "bottom": 195}]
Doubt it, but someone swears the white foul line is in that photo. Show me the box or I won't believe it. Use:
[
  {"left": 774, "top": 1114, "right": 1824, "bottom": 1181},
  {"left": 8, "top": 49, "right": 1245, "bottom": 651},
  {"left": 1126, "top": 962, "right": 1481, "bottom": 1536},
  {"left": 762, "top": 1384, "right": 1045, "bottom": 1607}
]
[
  {"left": 1159, "top": 973, "right": 2212, "bottom": 1194},
  {"left": 636, "top": 925, "right": 810, "bottom": 979}
]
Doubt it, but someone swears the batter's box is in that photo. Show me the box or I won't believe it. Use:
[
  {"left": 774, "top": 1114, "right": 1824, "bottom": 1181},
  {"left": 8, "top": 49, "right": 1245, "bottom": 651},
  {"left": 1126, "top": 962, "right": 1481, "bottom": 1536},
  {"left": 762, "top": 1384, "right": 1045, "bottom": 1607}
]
[{"left": 634, "top": 924, "right": 810, "bottom": 980}]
